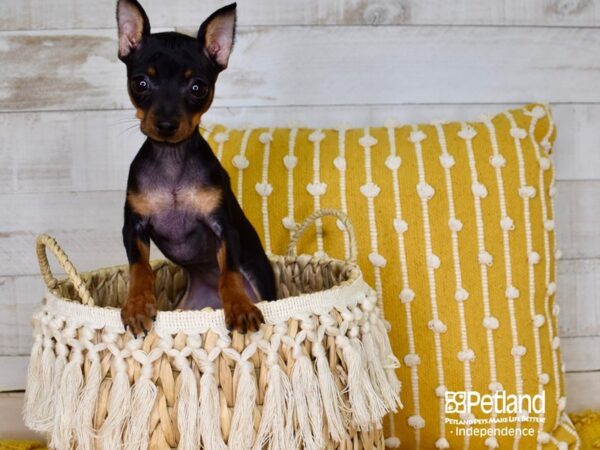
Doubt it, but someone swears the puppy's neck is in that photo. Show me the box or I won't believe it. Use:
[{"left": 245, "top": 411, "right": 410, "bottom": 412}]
[{"left": 148, "top": 131, "right": 204, "bottom": 157}]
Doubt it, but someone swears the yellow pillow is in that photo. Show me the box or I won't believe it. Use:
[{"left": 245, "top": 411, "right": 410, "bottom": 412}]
[{"left": 205, "top": 104, "right": 579, "bottom": 449}]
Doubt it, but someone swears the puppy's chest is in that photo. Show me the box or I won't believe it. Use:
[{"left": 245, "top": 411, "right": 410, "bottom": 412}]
[{"left": 129, "top": 183, "right": 221, "bottom": 219}]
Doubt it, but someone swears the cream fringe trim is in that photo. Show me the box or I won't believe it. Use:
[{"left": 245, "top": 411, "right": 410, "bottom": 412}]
[{"left": 24, "top": 279, "right": 401, "bottom": 448}]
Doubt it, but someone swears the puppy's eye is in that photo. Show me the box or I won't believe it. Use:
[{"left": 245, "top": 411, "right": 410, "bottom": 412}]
[
  {"left": 131, "top": 76, "right": 150, "bottom": 94},
  {"left": 190, "top": 81, "right": 208, "bottom": 98}
]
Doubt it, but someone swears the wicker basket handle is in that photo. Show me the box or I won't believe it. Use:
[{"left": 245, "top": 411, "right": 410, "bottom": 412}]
[
  {"left": 36, "top": 234, "right": 95, "bottom": 306},
  {"left": 286, "top": 209, "right": 357, "bottom": 264}
]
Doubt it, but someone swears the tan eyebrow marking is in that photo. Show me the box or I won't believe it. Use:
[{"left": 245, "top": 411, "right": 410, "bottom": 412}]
[
  {"left": 184, "top": 69, "right": 193, "bottom": 79},
  {"left": 146, "top": 67, "right": 156, "bottom": 76}
]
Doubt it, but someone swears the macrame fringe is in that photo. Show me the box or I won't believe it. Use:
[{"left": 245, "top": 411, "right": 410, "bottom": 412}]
[
  {"left": 338, "top": 336, "right": 371, "bottom": 429},
  {"left": 51, "top": 351, "right": 84, "bottom": 449},
  {"left": 98, "top": 366, "right": 131, "bottom": 449},
  {"left": 362, "top": 329, "right": 401, "bottom": 413},
  {"left": 37, "top": 343, "right": 66, "bottom": 432},
  {"left": 353, "top": 338, "right": 388, "bottom": 424},
  {"left": 176, "top": 365, "right": 199, "bottom": 450},
  {"left": 254, "top": 362, "right": 295, "bottom": 450},
  {"left": 29, "top": 340, "right": 55, "bottom": 430},
  {"left": 199, "top": 364, "right": 227, "bottom": 450},
  {"left": 313, "top": 342, "right": 348, "bottom": 442},
  {"left": 22, "top": 334, "right": 43, "bottom": 429},
  {"left": 123, "top": 374, "right": 157, "bottom": 450},
  {"left": 75, "top": 355, "right": 102, "bottom": 450},
  {"left": 228, "top": 362, "right": 257, "bottom": 450},
  {"left": 291, "top": 353, "right": 324, "bottom": 450},
  {"left": 373, "top": 319, "right": 403, "bottom": 406}
]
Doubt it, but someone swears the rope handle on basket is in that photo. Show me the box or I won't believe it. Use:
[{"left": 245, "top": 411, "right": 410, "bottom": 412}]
[
  {"left": 286, "top": 209, "right": 357, "bottom": 264},
  {"left": 36, "top": 234, "right": 95, "bottom": 306}
]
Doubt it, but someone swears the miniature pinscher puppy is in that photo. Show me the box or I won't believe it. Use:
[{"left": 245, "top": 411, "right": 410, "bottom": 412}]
[{"left": 116, "top": 0, "right": 275, "bottom": 336}]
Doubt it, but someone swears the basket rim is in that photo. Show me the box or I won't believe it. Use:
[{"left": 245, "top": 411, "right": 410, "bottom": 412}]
[{"left": 42, "top": 253, "right": 371, "bottom": 335}]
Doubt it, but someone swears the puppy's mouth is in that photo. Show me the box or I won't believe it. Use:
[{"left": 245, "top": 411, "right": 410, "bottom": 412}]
[
  {"left": 139, "top": 117, "right": 201, "bottom": 144},
  {"left": 141, "top": 126, "right": 194, "bottom": 144}
]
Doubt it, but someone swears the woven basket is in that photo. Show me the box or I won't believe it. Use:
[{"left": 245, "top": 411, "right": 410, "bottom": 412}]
[{"left": 23, "top": 210, "right": 401, "bottom": 450}]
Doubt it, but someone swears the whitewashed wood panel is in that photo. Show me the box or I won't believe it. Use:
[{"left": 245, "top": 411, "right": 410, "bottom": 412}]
[
  {"left": 557, "top": 259, "right": 600, "bottom": 338},
  {"left": 0, "top": 103, "right": 598, "bottom": 194},
  {"left": 561, "top": 336, "right": 600, "bottom": 372},
  {"left": 0, "top": 110, "right": 142, "bottom": 193},
  {"left": 2, "top": 26, "right": 600, "bottom": 112},
  {"left": 0, "top": 359, "right": 31, "bottom": 392},
  {"left": 1, "top": 0, "right": 599, "bottom": 30},
  {"left": 0, "top": 182, "right": 596, "bottom": 277},
  {"left": 564, "top": 371, "right": 600, "bottom": 412},
  {"left": 551, "top": 104, "right": 600, "bottom": 181},
  {"left": 0, "top": 276, "right": 44, "bottom": 356},
  {"left": 554, "top": 180, "right": 600, "bottom": 260}
]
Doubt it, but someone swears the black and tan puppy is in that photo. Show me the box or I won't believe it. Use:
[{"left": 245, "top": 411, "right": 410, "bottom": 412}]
[{"left": 116, "top": 0, "right": 275, "bottom": 336}]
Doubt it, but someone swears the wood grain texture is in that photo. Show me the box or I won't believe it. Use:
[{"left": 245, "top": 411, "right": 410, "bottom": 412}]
[
  {"left": 0, "top": 110, "right": 142, "bottom": 193},
  {"left": 554, "top": 181, "right": 600, "bottom": 260},
  {"left": 564, "top": 371, "right": 600, "bottom": 412},
  {"left": 0, "top": 276, "right": 45, "bottom": 355},
  {"left": 1, "top": 0, "right": 599, "bottom": 30},
  {"left": 2, "top": 26, "right": 600, "bottom": 111},
  {"left": 557, "top": 259, "right": 600, "bottom": 338},
  {"left": 561, "top": 336, "right": 600, "bottom": 372}
]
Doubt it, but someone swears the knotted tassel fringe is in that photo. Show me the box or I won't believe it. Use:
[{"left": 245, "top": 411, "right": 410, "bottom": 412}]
[
  {"left": 29, "top": 339, "right": 56, "bottom": 431},
  {"left": 352, "top": 337, "right": 388, "bottom": 424},
  {"left": 291, "top": 351, "right": 324, "bottom": 450},
  {"left": 176, "top": 364, "right": 199, "bottom": 450},
  {"left": 336, "top": 335, "right": 372, "bottom": 429},
  {"left": 99, "top": 361, "right": 131, "bottom": 449},
  {"left": 23, "top": 332, "right": 43, "bottom": 429},
  {"left": 361, "top": 327, "right": 401, "bottom": 412},
  {"left": 123, "top": 367, "right": 157, "bottom": 450},
  {"left": 75, "top": 353, "right": 102, "bottom": 450},
  {"left": 37, "top": 341, "right": 67, "bottom": 432},
  {"left": 198, "top": 356, "right": 227, "bottom": 450},
  {"left": 372, "top": 316, "right": 403, "bottom": 396},
  {"left": 228, "top": 359, "right": 257, "bottom": 450},
  {"left": 313, "top": 341, "right": 347, "bottom": 442},
  {"left": 51, "top": 350, "right": 84, "bottom": 449},
  {"left": 254, "top": 359, "right": 295, "bottom": 450}
]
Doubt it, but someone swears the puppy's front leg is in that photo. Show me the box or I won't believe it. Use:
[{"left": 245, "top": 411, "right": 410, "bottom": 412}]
[
  {"left": 121, "top": 203, "right": 157, "bottom": 336},
  {"left": 216, "top": 225, "right": 265, "bottom": 334}
]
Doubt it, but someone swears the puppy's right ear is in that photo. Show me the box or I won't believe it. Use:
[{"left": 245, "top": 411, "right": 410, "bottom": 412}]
[{"left": 116, "top": 0, "right": 150, "bottom": 60}]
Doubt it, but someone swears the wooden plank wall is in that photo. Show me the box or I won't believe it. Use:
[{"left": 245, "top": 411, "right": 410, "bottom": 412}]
[{"left": 0, "top": 0, "right": 599, "bottom": 414}]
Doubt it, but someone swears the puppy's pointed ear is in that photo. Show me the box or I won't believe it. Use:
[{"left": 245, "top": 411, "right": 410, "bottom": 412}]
[
  {"left": 198, "top": 3, "right": 237, "bottom": 70},
  {"left": 116, "top": 0, "right": 151, "bottom": 60}
]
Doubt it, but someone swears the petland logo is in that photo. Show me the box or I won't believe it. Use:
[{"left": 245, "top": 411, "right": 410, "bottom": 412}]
[{"left": 445, "top": 390, "right": 545, "bottom": 415}]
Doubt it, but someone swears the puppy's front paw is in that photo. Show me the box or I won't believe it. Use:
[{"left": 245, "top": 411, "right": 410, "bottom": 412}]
[
  {"left": 224, "top": 296, "right": 264, "bottom": 334},
  {"left": 121, "top": 291, "right": 157, "bottom": 337}
]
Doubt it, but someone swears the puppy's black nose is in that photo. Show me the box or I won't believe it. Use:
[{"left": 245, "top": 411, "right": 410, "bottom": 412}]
[{"left": 156, "top": 120, "right": 179, "bottom": 136}]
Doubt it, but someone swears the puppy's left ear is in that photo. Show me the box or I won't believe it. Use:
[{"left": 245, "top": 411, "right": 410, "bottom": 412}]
[{"left": 198, "top": 3, "right": 237, "bottom": 70}]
